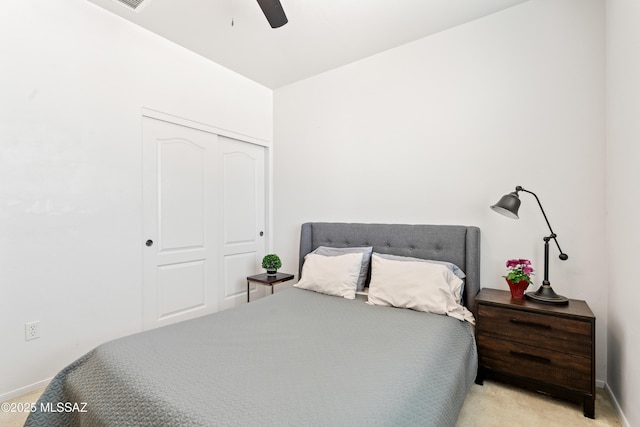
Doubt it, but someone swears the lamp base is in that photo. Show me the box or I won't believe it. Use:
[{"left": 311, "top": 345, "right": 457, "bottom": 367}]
[{"left": 525, "top": 285, "right": 569, "bottom": 305}]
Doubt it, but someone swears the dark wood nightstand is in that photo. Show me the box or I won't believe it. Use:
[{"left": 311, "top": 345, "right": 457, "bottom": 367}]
[
  {"left": 246, "top": 272, "right": 294, "bottom": 302},
  {"left": 475, "top": 288, "right": 596, "bottom": 418}
]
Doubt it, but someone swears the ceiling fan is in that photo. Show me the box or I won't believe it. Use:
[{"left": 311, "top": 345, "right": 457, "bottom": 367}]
[{"left": 256, "top": 0, "right": 288, "bottom": 28}]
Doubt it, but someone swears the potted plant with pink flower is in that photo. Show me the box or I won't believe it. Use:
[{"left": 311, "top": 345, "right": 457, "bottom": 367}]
[{"left": 504, "top": 259, "right": 534, "bottom": 299}]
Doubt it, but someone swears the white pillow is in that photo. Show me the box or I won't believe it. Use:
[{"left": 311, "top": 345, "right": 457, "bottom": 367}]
[
  {"left": 373, "top": 252, "right": 466, "bottom": 304},
  {"left": 312, "top": 246, "right": 373, "bottom": 291},
  {"left": 294, "top": 252, "right": 363, "bottom": 299},
  {"left": 367, "top": 254, "right": 474, "bottom": 323}
]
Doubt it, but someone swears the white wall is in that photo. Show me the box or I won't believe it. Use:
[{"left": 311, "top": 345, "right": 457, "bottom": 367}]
[
  {"left": 606, "top": 1, "right": 640, "bottom": 426},
  {"left": 0, "top": 0, "right": 272, "bottom": 399},
  {"left": 274, "top": 0, "right": 607, "bottom": 383}
]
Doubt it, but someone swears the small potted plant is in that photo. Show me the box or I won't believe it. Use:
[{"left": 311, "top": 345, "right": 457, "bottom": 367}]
[
  {"left": 262, "top": 254, "right": 282, "bottom": 276},
  {"left": 503, "top": 259, "right": 534, "bottom": 299}
]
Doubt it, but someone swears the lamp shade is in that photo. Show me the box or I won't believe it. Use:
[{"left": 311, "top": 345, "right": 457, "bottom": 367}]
[{"left": 490, "top": 191, "right": 521, "bottom": 219}]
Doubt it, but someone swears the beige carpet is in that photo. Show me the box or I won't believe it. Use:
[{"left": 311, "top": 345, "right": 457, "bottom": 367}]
[
  {"left": 456, "top": 381, "right": 622, "bottom": 427},
  {"left": 0, "top": 387, "right": 45, "bottom": 427},
  {"left": 1, "top": 380, "right": 622, "bottom": 426}
]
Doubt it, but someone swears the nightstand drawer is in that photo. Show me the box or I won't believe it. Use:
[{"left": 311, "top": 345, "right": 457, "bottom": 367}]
[
  {"left": 477, "top": 304, "right": 592, "bottom": 356},
  {"left": 477, "top": 335, "right": 591, "bottom": 392}
]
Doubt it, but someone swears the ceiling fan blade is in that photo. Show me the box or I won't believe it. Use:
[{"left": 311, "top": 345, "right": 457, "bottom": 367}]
[{"left": 256, "top": 0, "right": 288, "bottom": 28}]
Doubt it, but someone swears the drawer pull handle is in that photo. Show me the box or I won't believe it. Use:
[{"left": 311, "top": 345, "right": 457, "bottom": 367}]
[
  {"left": 510, "top": 318, "right": 551, "bottom": 329},
  {"left": 510, "top": 350, "right": 551, "bottom": 364}
]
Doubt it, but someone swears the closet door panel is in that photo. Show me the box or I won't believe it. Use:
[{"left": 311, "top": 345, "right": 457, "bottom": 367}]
[{"left": 218, "top": 136, "right": 266, "bottom": 311}]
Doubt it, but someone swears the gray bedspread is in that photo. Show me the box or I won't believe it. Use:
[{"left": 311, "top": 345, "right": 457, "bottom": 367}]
[{"left": 26, "top": 288, "right": 477, "bottom": 427}]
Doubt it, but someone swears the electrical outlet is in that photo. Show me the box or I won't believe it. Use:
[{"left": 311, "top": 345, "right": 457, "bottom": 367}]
[{"left": 25, "top": 321, "right": 40, "bottom": 341}]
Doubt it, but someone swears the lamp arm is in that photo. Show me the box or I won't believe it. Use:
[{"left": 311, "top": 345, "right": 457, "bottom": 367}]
[{"left": 516, "top": 186, "right": 568, "bottom": 260}]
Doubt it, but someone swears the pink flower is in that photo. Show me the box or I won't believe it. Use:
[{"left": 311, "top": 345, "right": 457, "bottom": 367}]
[{"left": 503, "top": 258, "right": 535, "bottom": 284}]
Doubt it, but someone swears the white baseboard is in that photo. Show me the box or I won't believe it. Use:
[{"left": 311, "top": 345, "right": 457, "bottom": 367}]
[
  {"left": 0, "top": 378, "right": 50, "bottom": 403},
  {"left": 604, "top": 383, "right": 631, "bottom": 427}
]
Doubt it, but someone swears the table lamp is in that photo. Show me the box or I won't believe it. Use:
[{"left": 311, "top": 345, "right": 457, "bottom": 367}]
[{"left": 490, "top": 186, "right": 569, "bottom": 305}]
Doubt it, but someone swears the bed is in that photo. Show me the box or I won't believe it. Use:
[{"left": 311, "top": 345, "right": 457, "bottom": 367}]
[{"left": 26, "top": 222, "right": 480, "bottom": 427}]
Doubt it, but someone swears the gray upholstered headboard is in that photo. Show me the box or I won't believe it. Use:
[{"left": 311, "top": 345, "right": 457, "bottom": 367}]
[{"left": 299, "top": 222, "right": 481, "bottom": 315}]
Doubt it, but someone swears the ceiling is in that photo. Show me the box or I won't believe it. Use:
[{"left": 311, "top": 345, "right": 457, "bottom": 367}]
[{"left": 87, "top": 0, "right": 529, "bottom": 89}]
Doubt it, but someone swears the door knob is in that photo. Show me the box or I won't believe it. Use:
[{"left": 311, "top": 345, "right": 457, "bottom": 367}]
[
  {"left": 259, "top": 231, "right": 264, "bottom": 236},
  {"left": 146, "top": 239, "right": 154, "bottom": 247}
]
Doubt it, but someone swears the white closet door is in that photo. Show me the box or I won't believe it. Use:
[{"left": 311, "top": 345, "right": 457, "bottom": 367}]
[
  {"left": 217, "top": 135, "right": 266, "bottom": 311},
  {"left": 142, "top": 116, "right": 268, "bottom": 328},
  {"left": 142, "top": 117, "right": 219, "bottom": 330}
]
